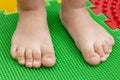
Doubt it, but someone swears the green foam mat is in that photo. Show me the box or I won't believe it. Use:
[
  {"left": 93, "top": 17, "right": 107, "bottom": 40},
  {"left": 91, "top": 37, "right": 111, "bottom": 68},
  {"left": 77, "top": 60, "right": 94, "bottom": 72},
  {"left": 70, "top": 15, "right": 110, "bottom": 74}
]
[{"left": 0, "top": 1, "right": 120, "bottom": 80}]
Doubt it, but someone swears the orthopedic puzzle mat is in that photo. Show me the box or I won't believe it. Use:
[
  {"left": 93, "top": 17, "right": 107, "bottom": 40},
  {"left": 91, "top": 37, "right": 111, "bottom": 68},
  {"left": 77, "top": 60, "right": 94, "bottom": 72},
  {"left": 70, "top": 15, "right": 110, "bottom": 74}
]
[{"left": 0, "top": 0, "right": 120, "bottom": 80}]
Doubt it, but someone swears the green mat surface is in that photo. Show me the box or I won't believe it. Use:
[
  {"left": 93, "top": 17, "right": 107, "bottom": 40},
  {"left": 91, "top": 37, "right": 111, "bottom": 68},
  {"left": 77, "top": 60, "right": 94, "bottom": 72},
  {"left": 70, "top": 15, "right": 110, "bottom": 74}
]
[{"left": 1, "top": 1, "right": 120, "bottom": 80}]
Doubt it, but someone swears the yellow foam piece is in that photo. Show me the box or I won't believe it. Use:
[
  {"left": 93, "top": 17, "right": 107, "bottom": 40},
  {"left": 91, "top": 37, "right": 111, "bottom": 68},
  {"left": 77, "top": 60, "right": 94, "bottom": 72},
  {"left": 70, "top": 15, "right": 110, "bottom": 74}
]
[
  {"left": 0, "top": 0, "right": 17, "bottom": 14},
  {"left": 0, "top": 0, "right": 61, "bottom": 14}
]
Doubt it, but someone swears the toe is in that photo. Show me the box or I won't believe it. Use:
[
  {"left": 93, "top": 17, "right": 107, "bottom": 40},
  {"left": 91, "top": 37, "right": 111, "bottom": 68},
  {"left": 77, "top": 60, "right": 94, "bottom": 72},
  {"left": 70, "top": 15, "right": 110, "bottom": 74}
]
[
  {"left": 17, "top": 47, "right": 25, "bottom": 65},
  {"left": 94, "top": 42, "right": 105, "bottom": 57},
  {"left": 81, "top": 45, "right": 101, "bottom": 65},
  {"left": 105, "top": 37, "right": 113, "bottom": 49},
  {"left": 10, "top": 45, "right": 17, "bottom": 59},
  {"left": 101, "top": 54, "right": 110, "bottom": 62},
  {"left": 25, "top": 49, "right": 33, "bottom": 68},
  {"left": 33, "top": 49, "right": 41, "bottom": 68},
  {"left": 85, "top": 54, "right": 100, "bottom": 65},
  {"left": 101, "top": 41, "right": 110, "bottom": 62},
  {"left": 41, "top": 47, "right": 56, "bottom": 67},
  {"left": 105, "top": 39, "right": 113, "bottom": 56},
  {"left": 109, "top": 37, "right": 115, "bottom": 46},
  {"left": 102, "top": 41, "right": 109, "bottom": 54}
]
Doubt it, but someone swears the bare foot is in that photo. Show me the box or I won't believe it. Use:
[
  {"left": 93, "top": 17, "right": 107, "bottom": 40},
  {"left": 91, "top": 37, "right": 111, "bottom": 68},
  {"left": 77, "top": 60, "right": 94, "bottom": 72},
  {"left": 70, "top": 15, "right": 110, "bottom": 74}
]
[
  {"left": 10, "top": 11, "right": 56, "bottom": 68},
  {"left": 60, "top": 7, "right": 114, "bottom": 65}
]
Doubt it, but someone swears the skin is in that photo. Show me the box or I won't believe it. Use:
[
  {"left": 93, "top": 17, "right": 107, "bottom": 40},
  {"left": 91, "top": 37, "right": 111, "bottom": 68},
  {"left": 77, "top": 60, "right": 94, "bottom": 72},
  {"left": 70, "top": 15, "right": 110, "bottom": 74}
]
[
  {"left": 10, "top": 0, "right": 114, "bottom": 68},
  {"left": 11, "top": 0, "right": 56, "bottom": 68},
  {"left": 61, "top": 0, "right": 114, "bottom": 65}
]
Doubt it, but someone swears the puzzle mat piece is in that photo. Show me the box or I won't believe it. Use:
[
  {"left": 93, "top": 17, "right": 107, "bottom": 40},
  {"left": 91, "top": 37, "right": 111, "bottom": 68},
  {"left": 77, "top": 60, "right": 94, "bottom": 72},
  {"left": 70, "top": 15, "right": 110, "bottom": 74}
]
[
  {"left": 87, "top": 0, "right": 120, "bottom": 38},
  {"left": 90, "top": 0, "right": 120, "bottom": 29},
  {"left": 0, "top": 1, "right": 120, "bottom": 80}
]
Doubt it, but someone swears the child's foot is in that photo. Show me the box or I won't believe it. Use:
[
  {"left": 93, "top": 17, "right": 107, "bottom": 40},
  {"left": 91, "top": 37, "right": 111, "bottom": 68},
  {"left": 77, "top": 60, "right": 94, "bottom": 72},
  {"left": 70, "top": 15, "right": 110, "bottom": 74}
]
[
  {"left": 10, "top": 11, "right": 56, "bottom": 68},
  {"left": 60, "top": 7, "right": 114, "bottom": 65}
]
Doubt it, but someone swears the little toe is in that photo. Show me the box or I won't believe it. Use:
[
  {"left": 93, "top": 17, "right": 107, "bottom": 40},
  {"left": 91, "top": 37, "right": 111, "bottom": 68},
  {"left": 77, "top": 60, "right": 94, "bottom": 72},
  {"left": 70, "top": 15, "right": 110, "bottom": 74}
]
[
  {"left": 10, "top": 45, "right": 18, "bottom": 59},
  {"left": 105, "top": 40, "right": 113, "bottom": 57},
  {"left": 109, "top": 37, "right": 115, "bottom": 46},
  {"left": 105, "top": 38, "right": 113, "bottom": 49},
  {"left": 102, "top": 41, "right": 109, "bottom": 54},
  {"left": 33, "top": 49, "right": 41, "bottom": 68},
  {"left": 85, "top": 54, "right": 100, "bottom": 65},
  {"left": 17, "top": 47, "right": 25, "bottom": 65},
  {"left": 81, "top": 46, "right": 101, "bottom": 65},
  {"left": 25, "top": 49, "right": 33, "bottom": 68},
  {"left": 41, "top": 48, "right": 56, "bottom": 67}
]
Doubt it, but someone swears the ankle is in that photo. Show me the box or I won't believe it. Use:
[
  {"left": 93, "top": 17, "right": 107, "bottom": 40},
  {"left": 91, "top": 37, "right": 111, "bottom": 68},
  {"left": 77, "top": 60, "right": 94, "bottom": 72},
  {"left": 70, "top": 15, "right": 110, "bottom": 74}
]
[
  {"left": 18, "top": 10, "right": 47, "bottom": 19},
  {"left": 18, "top": 2, "right": 47, "bottom": 18},
  {"left": 61, "top": 0, "right": 86, "bottom": 10}
]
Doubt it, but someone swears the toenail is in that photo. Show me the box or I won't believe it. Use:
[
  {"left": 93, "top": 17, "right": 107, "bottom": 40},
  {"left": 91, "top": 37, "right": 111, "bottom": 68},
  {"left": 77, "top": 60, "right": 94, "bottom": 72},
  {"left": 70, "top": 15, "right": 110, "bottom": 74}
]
[
  {"left": 34, "top": 62, "right": 40, "bottom": 65},
  {"left": 20, "top": 59, "right": 24, "bottom": 63},
  {"left": 27, "top": 62, "right": 32, "bottom": 65},
  {"left": 106, "top": 54, "right": 110, "bottom": 58},
  {"left": 35, "top": 61, "right": 39, "bottom": 64},
  {"left": 109, "top": 49, "right": 112, "bottom": 53},
  {"left": 34, "top": 59, "right": 40, "bottom": 62},
  {"left": 47, "top": 58, "right": 53, "bottom": 62},
  {"left": 105, "top": 52, "right": 109, "bottom": 54},
  {"left": 101, "top": 57, "right": 106, "bottom": 61},
  {"left": 88, "top": 55, "right": 98, "bottom": 60}
]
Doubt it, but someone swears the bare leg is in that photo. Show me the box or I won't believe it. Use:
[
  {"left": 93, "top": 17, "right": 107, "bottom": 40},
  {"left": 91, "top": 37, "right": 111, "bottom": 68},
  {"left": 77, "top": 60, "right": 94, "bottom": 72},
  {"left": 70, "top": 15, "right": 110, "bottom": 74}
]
[
  {"left": 10, "top": 0, "right": 56, "bottom": 68},
  {"left": 60, "top": 0, "right": 114, "bottom": 65}
]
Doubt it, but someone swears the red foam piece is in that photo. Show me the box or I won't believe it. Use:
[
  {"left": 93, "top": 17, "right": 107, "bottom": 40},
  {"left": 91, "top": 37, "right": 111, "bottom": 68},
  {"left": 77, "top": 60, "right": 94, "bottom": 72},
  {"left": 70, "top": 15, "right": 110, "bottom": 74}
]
[{"left": 90, "top": 0, "right": 120, "bottom": 29}]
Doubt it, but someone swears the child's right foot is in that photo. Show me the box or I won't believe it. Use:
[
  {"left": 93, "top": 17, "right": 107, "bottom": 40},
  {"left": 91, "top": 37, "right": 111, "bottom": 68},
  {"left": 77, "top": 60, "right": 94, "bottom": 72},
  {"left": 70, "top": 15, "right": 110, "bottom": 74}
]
[{"left": 10, "top": 11, "right": 56, "bottom": 68}]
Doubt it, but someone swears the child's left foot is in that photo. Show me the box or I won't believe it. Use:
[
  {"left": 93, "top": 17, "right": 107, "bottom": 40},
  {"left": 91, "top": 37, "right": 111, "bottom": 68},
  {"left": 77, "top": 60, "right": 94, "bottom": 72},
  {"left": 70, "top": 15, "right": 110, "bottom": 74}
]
[{"left": 60, "top": 7, "right": 114, "bottom": 65}]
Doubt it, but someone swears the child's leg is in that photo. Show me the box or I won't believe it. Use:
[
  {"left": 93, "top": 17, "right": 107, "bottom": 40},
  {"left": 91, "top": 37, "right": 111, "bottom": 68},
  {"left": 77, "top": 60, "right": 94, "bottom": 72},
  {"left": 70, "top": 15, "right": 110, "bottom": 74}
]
[
  {"left": 61, "top": 0, "right": 114, "bottom": 65},
  {"left": 10, "top": 0, "right": 56, "bottom": 68}
]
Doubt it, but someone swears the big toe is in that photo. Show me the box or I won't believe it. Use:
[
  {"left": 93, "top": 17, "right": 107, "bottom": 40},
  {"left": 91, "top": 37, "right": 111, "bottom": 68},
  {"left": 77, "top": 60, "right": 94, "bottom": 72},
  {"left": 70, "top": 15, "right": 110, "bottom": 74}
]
[
  {"left": 81, "top": 46, "right": 101, "bottom": 65},
  {"left": 85, "top": 53, "right": 101, "bottom": 65},
  {"left": 10, "top": 45, "right": 17, "bottom": 59},
  {"left": 41, "top": 48, "right": 56, "bottom": 67}
]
